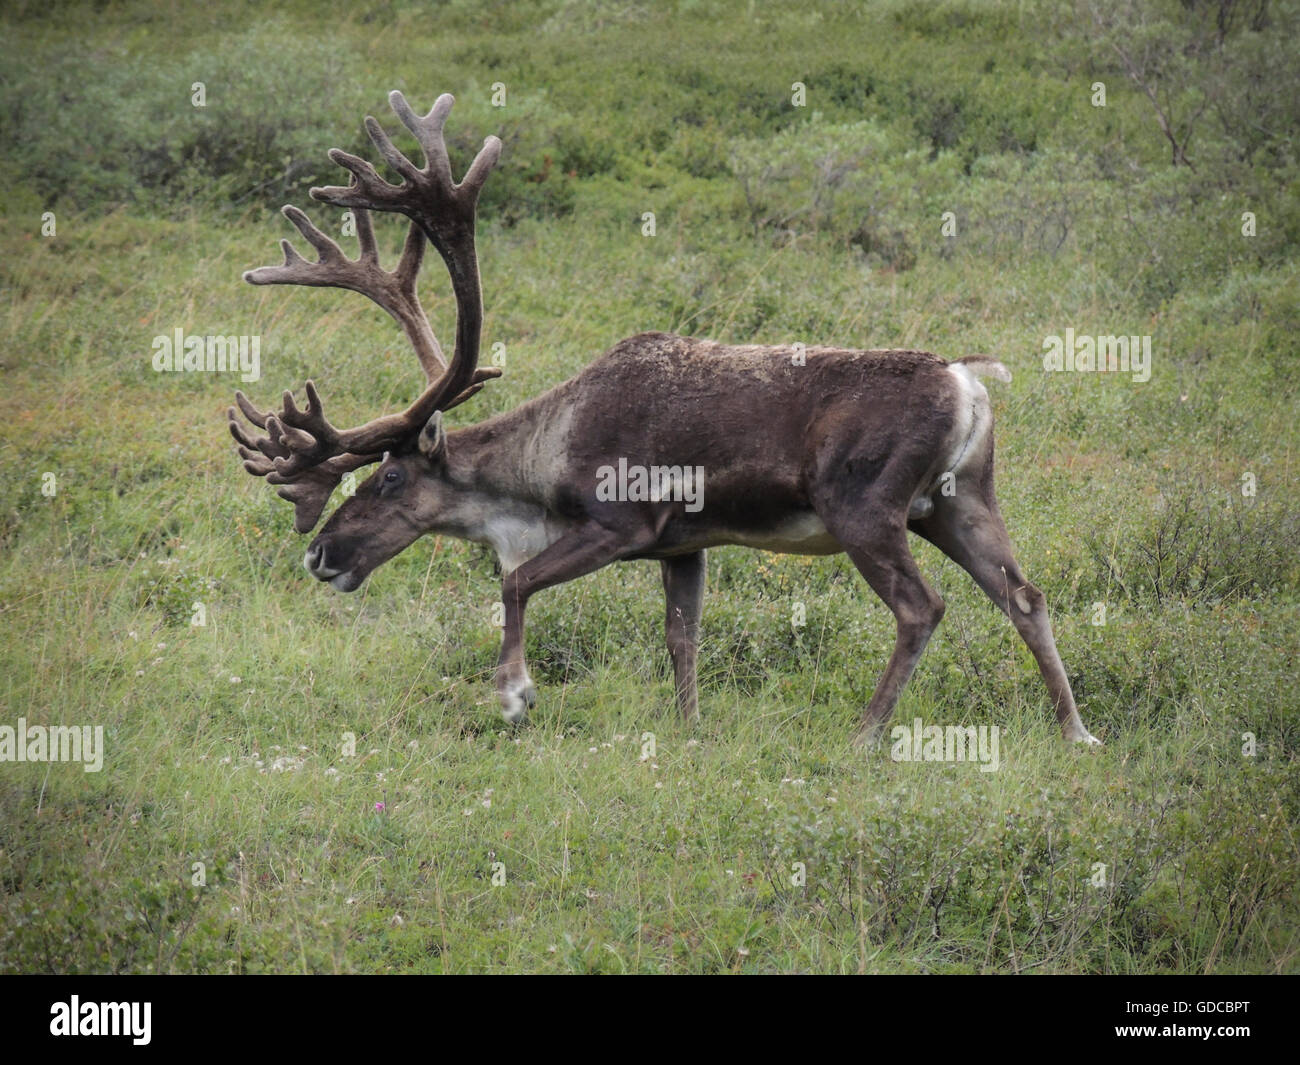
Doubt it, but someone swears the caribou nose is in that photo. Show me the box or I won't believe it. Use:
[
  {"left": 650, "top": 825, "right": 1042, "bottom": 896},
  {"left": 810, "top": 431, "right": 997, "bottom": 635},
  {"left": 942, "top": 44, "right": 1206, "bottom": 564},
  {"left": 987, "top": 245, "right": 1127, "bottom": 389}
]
[{"left": 304, "top": 540, "right": 332, "bottom": 578}]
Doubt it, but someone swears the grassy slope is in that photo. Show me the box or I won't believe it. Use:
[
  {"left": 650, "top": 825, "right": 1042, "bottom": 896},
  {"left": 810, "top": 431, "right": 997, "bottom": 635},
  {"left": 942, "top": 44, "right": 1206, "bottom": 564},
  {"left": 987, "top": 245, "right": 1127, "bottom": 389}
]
[{"left": 0, "top": 0, "right": 1296, "bottom": 972}]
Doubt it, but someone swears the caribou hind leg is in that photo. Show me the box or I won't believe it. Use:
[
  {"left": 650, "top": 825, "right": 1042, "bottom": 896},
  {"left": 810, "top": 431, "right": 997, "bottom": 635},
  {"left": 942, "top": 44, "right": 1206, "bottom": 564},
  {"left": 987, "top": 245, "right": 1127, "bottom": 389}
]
[
  {"left": 912, "top": 484, "right": 1100, "bottom": 744},
  {"left": 812, "top": 497, "right": 948, "bottom": 745}
]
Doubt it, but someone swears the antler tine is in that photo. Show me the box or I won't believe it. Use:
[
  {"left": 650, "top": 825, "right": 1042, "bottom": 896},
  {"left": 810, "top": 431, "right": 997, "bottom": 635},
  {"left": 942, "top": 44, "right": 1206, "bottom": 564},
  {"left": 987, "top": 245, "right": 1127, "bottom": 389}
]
[
  {"left": 392, "top": 216, "right": 426, "bottom": 297},
  {"left": 313, "top": 93, "right": 502, "bottom": 222},
  {"left": 441, "top": 366, "right": 505, "bottom": 411},
  {"left": 243, "top": 205, "right": 444, "bottom": 377},
  {"left": 385, "top": 91, "right": 502, "bottom": 201},
  {"left": 271, "top": 457, "right": 371, "bottom": 534},
  {"left": 232, "top": 389, "right": 274, "bottom": 431},
  {"left": 352, "top": 198, "right": 379, "bottom": 261},
  {"left": 229, "top": 393, "right": 325, "bottom": 481},
  {"left": 385, "top": 92, "right": 455, "bottom": 184},
  {"left": 227, "top": 404, "right": 380, "bottom": 533}
]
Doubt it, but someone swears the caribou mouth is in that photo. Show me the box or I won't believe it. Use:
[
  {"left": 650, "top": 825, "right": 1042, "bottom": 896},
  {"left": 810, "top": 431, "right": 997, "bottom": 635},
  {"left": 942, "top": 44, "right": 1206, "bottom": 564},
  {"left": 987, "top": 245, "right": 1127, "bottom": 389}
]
[{"left": 329, "top": 570, "right": 365, "bottom": 592}]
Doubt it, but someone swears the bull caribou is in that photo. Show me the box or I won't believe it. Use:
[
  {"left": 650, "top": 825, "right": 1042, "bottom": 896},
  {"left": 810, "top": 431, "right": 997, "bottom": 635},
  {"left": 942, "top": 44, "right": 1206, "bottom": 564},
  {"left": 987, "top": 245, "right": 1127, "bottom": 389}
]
[{"left": 228, "top": 91, "right": 1099, "bottom": 745}]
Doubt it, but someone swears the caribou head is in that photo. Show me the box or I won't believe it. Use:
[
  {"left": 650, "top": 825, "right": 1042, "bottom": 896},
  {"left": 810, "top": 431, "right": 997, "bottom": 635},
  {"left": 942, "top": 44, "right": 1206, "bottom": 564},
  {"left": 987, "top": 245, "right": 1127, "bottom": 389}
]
[{"left": 229, "top": 92, "right": 507, "bottom": 591}]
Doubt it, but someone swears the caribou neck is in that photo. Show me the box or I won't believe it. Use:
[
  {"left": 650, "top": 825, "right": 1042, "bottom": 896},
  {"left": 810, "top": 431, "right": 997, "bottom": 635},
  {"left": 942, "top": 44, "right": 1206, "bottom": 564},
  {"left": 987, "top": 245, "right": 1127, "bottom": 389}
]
[{"left": 433, "top": 399, "right": 576, "bottom": 572}]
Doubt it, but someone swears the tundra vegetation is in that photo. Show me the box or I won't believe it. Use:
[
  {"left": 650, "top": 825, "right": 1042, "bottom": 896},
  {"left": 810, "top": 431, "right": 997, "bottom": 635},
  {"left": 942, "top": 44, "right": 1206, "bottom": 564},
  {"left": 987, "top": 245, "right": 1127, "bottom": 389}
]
[{"left": 0, "top": 0, "right": 1296, "bottom": 973}]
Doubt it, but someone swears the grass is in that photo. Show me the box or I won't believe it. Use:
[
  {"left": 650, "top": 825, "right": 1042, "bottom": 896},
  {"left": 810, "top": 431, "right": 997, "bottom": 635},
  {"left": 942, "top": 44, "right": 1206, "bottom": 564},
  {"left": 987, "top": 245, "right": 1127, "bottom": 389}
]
[{"left": 0, "top": 0, "right": 1297, "bottom": 973}]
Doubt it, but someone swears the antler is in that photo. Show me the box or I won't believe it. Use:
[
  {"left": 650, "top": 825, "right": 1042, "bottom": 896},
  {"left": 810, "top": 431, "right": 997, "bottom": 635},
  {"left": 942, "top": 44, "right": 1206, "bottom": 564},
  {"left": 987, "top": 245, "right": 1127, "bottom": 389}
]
[
  {"left": 228, "top": 391, "right": 375, "bottom": 533},
  {"left": 311, "top": 91, "right": 502, "bottom": 416},
  {"left": 229, "top": 91, "right": 502, "bottom": 531}
]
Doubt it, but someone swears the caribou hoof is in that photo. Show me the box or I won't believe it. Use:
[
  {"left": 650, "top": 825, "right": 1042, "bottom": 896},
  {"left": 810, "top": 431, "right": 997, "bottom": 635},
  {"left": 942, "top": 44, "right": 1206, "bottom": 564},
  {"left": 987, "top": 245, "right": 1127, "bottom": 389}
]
[
  {"left": 498, "top": 675, "right": 537, "bottom": 724},
  {"left": 852, "top": 722, "right": 888, "bottom": 748}
]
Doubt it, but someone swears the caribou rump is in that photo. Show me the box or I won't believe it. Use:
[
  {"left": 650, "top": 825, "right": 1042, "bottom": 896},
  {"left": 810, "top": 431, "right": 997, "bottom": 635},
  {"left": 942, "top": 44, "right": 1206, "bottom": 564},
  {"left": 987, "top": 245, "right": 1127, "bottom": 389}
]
[{"left": 228, "top": 91, "right": 1099, "bottom": 745}]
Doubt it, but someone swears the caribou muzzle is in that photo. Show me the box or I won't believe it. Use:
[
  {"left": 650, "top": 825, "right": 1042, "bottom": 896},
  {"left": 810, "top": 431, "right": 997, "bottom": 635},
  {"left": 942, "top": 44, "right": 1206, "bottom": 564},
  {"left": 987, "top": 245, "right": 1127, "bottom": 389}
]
[{"left": 304, "top": 538, "right": 366, "bottom": 592}]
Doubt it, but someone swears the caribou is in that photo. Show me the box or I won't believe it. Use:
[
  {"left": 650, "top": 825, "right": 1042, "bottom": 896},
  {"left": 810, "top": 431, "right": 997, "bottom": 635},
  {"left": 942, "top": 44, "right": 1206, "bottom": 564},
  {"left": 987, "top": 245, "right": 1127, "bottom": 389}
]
[{"left": 228, "top": 91, "right": 1100, "bottom": 745}]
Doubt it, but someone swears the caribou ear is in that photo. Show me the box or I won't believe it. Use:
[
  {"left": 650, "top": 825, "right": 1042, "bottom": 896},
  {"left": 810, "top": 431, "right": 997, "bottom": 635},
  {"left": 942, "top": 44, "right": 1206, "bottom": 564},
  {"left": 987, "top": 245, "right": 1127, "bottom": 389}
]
[{"left": 418, "top": 411, "right": 446, "bottom": 463}]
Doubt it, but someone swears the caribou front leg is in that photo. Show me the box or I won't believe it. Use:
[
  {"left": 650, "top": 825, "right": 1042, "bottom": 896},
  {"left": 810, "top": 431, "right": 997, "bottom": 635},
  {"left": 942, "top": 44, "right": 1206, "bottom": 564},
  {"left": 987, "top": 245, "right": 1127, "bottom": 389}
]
[
  {"left": 496, "top": 520, "right": 655, "bottom": 723},
  {"left": 660, "top": 551, "right": 706, "bottom": 723}
]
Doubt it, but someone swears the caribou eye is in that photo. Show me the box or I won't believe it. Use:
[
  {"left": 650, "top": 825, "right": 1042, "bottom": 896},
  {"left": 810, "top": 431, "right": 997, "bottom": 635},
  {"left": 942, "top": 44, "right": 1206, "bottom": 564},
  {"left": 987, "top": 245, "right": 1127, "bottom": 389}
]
[{"left": 384, "top": 469, "right": 400, "bottom": 483}]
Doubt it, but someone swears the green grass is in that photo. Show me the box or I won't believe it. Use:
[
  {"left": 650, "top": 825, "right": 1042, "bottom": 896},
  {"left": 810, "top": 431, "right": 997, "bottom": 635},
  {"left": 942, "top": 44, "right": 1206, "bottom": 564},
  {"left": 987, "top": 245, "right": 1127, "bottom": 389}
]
[{"left": 0, "top": 0, "right": 1297, "bottom": 973}]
